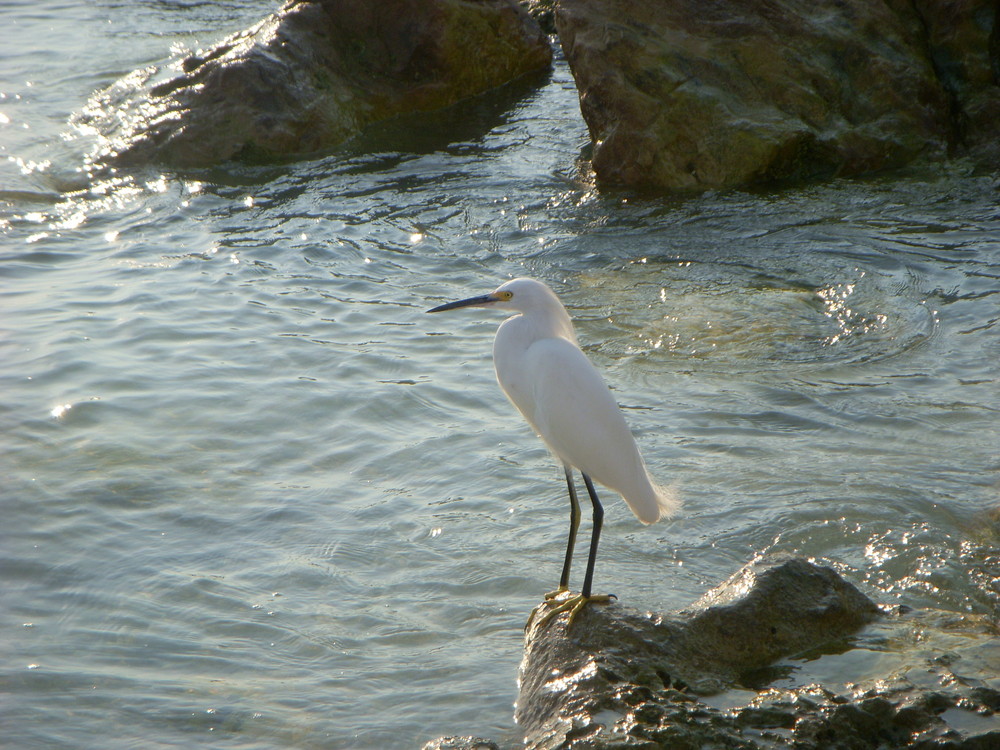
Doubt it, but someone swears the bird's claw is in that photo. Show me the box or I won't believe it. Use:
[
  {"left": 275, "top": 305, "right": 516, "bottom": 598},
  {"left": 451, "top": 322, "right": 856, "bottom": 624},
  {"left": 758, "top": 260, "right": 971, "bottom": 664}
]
[
  {"left": 543, "top": 586, "right": 569, "bottom": 601},
  {"left": 527, "top": 592, "right": 615, "bottom": 631}
]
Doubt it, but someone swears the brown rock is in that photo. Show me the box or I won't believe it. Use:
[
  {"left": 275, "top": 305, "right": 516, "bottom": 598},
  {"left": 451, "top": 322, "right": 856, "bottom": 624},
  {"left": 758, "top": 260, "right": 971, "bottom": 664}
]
[
  {"left": 554, "top": 0, "right": 959, "bottom": 190},
  {"left": 85, "top": 0, "right": 551, "bottom": 167},
  {"left": 516, "top": 557, "right": 880, "bottom": 748},
  {"left": 426, "top": 556, "right": 1000, "bottom": 749},
  {"left": 914, "top": 0, "right": 1000, "bottom": 166}
]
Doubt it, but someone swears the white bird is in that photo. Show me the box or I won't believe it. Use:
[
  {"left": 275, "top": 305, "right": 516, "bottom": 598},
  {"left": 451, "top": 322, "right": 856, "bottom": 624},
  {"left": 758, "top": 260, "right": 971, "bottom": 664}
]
[{"left": 428, "top": 277, "right": 678, "bottom": 624}]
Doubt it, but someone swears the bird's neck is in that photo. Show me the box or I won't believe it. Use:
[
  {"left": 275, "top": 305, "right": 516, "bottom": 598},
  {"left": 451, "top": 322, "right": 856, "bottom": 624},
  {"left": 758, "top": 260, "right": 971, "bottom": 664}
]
[{"left": 519, "top": 305, "right": 577, "bottom": 344}]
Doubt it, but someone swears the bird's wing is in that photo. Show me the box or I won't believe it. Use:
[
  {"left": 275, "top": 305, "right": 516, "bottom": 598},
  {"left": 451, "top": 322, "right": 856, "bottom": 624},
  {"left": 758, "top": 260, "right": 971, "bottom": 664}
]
[{"left": 522, "top": 337, "right": 646, "bottom": 493}]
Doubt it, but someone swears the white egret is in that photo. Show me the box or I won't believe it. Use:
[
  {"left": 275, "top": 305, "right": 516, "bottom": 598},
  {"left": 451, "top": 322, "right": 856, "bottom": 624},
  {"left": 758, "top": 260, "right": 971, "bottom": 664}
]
[{"left": 428, "top": 277, "right": 678, "bottom": 624}]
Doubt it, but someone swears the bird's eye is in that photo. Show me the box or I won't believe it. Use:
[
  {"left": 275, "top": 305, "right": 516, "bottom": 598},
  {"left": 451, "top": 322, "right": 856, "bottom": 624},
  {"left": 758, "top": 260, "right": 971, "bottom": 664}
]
[{"left": 498, "top": 291, "right": 513, "bottom": 300}]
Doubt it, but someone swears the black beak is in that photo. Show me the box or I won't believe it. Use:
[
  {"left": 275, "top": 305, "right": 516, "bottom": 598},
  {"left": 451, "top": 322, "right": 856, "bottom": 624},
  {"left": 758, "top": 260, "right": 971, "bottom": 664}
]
[{"left": 426, "top": 294, "right": 497, "bottom": 313}]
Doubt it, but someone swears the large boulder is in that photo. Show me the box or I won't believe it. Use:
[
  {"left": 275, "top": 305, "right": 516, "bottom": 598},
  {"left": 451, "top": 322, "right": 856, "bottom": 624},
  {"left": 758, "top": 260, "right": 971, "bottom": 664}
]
[
  {"left": 82, "top": 0, "right": 551, "bottom": 168},
  {"left": 554, "top": 0, "right": 1000, "bottom": 190}
]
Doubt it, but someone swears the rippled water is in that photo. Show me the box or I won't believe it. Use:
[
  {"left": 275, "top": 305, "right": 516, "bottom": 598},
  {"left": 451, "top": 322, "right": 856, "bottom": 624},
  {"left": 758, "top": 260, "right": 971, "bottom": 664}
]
[{"left": 3, "top": 2, "right": 999, "bottom": 748}]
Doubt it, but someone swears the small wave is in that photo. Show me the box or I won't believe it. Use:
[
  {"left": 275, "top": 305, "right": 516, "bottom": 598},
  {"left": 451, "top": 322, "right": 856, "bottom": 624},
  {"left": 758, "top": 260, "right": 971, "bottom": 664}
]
[{"left": 578, "top": 261, "right": 936, "bottom": 373}]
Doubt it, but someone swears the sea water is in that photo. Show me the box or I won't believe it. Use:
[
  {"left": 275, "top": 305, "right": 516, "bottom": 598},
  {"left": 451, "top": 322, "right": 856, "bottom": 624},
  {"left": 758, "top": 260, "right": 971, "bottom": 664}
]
[{"left": 2, "top": 2, "right": 998, "bottom": 748}]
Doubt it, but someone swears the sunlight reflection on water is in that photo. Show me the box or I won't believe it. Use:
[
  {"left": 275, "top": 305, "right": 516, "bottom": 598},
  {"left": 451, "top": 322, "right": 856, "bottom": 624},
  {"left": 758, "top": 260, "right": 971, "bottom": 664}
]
[{"left": 1, "top": 2, "right": 998, "bottom": 749}]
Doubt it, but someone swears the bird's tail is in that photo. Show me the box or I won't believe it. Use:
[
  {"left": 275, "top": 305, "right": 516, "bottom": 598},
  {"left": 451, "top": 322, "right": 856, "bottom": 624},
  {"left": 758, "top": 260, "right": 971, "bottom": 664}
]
[{"left": 628, "top": 473, "right": 681, "bottom": 525}]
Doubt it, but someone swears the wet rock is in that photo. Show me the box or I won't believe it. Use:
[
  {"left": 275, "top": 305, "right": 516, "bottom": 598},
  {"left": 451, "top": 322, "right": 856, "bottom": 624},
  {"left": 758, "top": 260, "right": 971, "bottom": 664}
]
[
  {"left": 427, "top": 556, "right": 1000, "bottom": 749},
  {"left": 421, "top": 737, "right": 501, "bottom": 750},
  {"left": 83, "top": 0, "right": 551, "bottom": 168},
  {"left": 914, "top": 0, "right": 1000, "bottom": 167},
  {"left": 522, "top": 0, "right": 557, "bottom": 35},
  {"left": 678, "top": 557, "right": 881, "bottom": 679},
  {"left": 554, "top": 0, "right": 999, "bottom": 191},
  {"left": 737, "top": 681, "right": 1000, "bottom": 750},
  {"left": 516, "top": 557, "right": 881, "bottom": 747}
]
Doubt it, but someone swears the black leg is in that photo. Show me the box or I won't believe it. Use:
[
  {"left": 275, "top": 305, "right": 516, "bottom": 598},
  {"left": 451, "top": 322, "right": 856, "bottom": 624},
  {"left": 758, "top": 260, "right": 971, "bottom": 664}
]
[
  {"left": 580, "top": 473, "right": 603, "bottom": 599},
  {"left": 559, "top": 465, "right": 581, "bottom": 590}
]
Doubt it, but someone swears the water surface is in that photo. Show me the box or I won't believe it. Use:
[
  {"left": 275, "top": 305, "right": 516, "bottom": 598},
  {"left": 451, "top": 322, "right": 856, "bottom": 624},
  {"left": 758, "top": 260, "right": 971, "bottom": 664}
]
[{"left": 2, "top": 2, "right": 998, "bottom": 748}]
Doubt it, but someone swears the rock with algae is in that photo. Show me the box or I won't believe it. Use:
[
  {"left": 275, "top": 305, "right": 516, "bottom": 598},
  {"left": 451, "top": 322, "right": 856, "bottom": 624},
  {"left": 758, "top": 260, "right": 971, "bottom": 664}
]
[{"left": 80, "top": 0, "right": 551, "bottom": 168}]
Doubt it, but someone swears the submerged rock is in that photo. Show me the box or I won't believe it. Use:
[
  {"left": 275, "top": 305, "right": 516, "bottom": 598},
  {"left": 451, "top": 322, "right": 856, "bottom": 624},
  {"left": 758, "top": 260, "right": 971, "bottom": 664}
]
[
  {"left": 82, "top": 0, "right": 551, "bottom": 168},
  {"left": 554, "top": 0, "right": 1000, "bottom": 190}
]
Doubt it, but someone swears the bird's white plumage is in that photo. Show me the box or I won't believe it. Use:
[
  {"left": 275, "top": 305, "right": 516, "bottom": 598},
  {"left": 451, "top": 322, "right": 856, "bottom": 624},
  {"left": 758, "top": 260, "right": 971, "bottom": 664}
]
[{"left": 487, "top": 278, "right": 677, "bottom": 525}]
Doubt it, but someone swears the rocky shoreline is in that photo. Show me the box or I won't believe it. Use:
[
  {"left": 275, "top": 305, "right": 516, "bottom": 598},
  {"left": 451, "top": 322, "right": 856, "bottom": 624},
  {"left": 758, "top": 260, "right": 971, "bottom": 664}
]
[
  {"left": 79, "top": 0, "right": 1000, "bottom": 191},
  {"left": 424, "top": 558, "right": 1000, "bottom": 750}
]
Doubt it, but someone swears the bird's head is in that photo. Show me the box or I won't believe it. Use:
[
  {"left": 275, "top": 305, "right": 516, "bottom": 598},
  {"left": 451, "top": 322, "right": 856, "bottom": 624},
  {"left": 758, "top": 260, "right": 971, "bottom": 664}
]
[{"left": 427, "top": 277, "right": 562, "bottom": 314}]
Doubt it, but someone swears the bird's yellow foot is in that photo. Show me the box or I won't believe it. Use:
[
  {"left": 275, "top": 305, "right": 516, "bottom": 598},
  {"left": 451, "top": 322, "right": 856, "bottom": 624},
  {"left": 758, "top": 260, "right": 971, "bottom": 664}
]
[
  {"left": 529, "top": 592, "right": 614, "bottom": 630},
  {"left": 525, "top": 589, "right": 572, "bottom": 631},
  {"left": 543, "top": 586, "right": 569, "bottom": 601}
]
